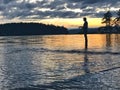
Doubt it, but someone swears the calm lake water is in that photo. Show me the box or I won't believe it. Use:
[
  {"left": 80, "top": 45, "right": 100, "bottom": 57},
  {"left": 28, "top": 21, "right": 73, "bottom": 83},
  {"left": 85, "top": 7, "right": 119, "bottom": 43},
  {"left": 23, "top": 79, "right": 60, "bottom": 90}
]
[{"left": 0, "top": 34, "right": 120, "bottom": 90}]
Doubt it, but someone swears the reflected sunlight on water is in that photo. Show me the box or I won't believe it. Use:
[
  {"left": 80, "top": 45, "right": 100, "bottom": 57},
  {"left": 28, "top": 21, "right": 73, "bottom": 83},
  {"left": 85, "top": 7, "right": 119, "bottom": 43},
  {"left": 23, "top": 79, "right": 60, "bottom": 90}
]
[
  {"left": 40, "top": 34, "right": 106, "bottom": 50},
  {"left": 0, "top": 34, "right": 119, "bottom": 90}
]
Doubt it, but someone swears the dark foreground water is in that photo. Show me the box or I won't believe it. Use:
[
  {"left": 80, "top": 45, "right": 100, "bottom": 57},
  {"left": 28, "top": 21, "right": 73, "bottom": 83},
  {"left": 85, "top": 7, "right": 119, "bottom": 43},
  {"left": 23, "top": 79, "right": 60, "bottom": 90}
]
[{"left": 0, "top": 34, "right": 120, "bottom": 90}]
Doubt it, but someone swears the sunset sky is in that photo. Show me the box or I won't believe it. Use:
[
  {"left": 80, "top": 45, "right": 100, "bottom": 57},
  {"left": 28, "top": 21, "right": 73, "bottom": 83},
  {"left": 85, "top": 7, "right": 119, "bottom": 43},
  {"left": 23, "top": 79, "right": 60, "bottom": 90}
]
[{"left": 0, "top": 0, "right": 120, "bottom": 28}]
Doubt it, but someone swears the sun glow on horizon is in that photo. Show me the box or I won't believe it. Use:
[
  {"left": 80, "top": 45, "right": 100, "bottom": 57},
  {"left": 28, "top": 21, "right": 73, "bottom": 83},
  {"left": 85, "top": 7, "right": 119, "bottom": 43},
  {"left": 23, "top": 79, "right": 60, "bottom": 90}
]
[
  {"left": 38, "top": 18, "right": 103, "bottom": 28},
  {"left": 0, "top": 18, "right": 103, "bottom": 28}
]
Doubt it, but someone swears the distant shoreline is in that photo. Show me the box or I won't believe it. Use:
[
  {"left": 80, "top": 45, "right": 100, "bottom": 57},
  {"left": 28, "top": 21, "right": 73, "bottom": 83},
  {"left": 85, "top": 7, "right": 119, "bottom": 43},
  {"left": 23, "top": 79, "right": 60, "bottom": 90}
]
[
  {"left": 0, "top": 23, "right": 119, "bottom": 36},
  {"left": 0, "top": 23, "right": 68, "bottom": 36},
  {"left": 0, "top": 32, "right": 119, "bottom": 37},
  {"left": 68, "top": 28, "right": 120, "bottom": 34}
]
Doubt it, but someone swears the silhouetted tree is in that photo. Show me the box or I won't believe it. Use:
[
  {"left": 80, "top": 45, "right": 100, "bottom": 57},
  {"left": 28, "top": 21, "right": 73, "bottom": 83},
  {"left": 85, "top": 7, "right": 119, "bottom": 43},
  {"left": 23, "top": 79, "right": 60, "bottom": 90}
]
[
  {"left": 113, "top": 9, "right": 120, "bottom": 26},
  {"left": 102, "top": 11, "right": 112, "bottom": 27}
]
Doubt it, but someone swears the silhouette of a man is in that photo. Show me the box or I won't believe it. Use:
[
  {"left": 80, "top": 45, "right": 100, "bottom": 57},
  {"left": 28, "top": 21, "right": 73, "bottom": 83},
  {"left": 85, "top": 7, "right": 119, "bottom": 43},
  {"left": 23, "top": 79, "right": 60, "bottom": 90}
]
[
  {"left": 83, "top": 17, "right": 88, "bottom": 34},
  {"left": 83, "top": 17, "right": 88, "bottom": 49}
]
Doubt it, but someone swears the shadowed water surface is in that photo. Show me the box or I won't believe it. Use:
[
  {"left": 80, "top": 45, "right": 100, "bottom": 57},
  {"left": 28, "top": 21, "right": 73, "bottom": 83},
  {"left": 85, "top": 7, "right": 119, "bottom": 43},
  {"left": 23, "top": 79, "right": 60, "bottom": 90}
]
[{"left": 0, "top": 34, "right": 120, "bottom": 90}]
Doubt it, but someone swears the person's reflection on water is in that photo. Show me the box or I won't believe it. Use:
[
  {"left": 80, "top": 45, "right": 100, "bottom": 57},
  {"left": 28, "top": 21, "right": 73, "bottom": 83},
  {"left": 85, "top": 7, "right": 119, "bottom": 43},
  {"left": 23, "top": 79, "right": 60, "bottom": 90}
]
[
  {"left": 83, "top": 48, "right": 90, "bottom": 74},
  {"left": 83, "top": 17, "right": 88, "bottom": 49}
]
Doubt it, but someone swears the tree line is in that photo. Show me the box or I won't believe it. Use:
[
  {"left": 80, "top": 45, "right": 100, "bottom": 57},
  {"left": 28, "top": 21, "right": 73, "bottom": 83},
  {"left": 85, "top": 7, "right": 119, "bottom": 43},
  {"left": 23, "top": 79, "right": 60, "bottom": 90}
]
[
  {"left": 0, "top": 23, "right": 68, "bottom": 36},
  {"left": 99, "top": 9, "right": 120, "bottom": 33}
]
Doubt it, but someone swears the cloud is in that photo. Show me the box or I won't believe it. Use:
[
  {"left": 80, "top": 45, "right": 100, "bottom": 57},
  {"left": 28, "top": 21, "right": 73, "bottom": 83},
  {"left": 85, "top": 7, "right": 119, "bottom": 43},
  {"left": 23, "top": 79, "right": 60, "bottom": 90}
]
[{"left": 0, "top": 0, "right": 119, "bottom": 20}]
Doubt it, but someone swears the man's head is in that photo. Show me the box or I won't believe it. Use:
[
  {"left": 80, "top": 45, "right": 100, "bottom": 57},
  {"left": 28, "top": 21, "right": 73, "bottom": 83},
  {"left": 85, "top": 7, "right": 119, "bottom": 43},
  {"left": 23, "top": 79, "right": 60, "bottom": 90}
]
[{"left": 83, "top": 17, "right": 87, "bottom": 21}]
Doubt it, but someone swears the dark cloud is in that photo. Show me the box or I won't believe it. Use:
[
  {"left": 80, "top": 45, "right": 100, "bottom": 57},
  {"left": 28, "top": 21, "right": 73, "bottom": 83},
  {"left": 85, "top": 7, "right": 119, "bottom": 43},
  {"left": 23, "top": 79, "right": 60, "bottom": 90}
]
[
  {"left": 68, "top": 0, "right": 101, "bottom": 4},
  {"left": 68, "top": 0, "right": 118, "bottom": 4},
  {"left": 0, "top": 0, "right": 119, "bottom": 20},
  {"left": 3, "top": 0, "right": 15, "bottom": 4}
]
